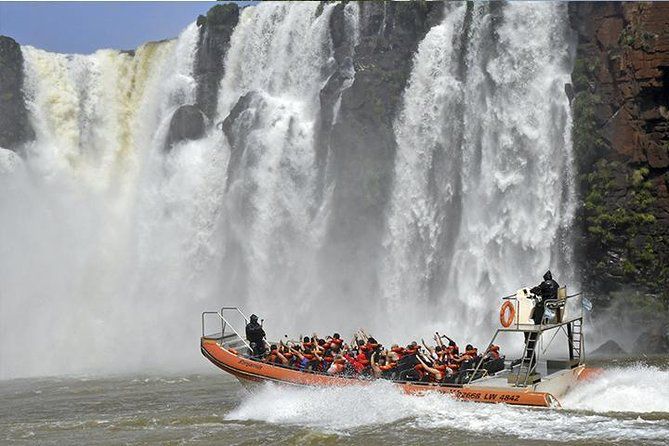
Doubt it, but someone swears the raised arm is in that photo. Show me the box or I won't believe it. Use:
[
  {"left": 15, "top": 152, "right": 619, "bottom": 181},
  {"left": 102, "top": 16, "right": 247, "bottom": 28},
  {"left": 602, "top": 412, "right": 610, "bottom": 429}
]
[
  {"left": 416, "top": 355, "right": 442, "bottom": 380},
  {"left": 435, "top": 332, "right": 445, "bottom": 348},
  {"left": 276, "top": 350, "right": 289, "bottom": 365},
  {"left": 370, "top": 352, "right": 382, "bottom": 378},
  {"left": 289, "top": 347, "right": 305, "bottom": 360},
  {"left": 422, "top": 338, "right": 436, "bottom": 358}
]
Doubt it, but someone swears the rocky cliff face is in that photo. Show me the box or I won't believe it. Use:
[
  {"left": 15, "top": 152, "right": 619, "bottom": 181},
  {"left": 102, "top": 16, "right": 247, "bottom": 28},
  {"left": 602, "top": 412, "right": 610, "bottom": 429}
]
[
  {"left": 0, "top": 36, "right": 34, "bottom": 151},
  {"left": 194, "top": 3, "right": 239, "bottom": 120},
  {"left": 569, "top": 2, "right": 669, "bottom": 346}
]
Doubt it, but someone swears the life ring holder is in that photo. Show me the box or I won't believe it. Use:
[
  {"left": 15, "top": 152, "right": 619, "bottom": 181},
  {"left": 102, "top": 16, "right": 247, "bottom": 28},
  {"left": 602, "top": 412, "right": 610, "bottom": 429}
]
[{"left": 499, "top": 300, "right": 515, "bottom": 328}]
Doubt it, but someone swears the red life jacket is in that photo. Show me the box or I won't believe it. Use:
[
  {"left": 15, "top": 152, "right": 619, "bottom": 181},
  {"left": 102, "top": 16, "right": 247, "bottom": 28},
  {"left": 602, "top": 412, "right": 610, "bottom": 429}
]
[
  {"left": 391, "top": 347, "right": 405, "bottom": 358},
  {"left": 345, "top": 354, "right": 366, "bottom": 373},
  {"left": 405, "top": 347, "right": 419, "bottom": 356},
  {"left": 356, "top": 352, "right": 370, "bottom": 366}
]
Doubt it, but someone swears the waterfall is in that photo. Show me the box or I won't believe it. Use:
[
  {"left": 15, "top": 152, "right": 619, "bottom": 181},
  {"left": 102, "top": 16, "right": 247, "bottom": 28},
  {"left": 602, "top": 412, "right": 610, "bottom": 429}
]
[
  {"left": 214, "top": 2, "right": 355, "bottom": 333},
  {"left": 383, "top": 2, "right": 575, "bottom": 343},
  {"left": 0, "top": 23, "right": 222, "bottom": 378},
  {"left": 0, "top": 1, "right": 575, "bottom": 378}
]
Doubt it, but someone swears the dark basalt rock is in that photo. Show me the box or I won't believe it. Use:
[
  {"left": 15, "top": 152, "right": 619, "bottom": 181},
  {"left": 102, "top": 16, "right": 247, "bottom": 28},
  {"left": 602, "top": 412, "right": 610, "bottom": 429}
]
[
  {"left": 220, "top": 91, "right": 268, "bottom": 193},
  {"left": 221, "top": 91, "right": 260, "bottom": 151},
  {"left": 0, "top": 36, "right": 34, "bottom": 151},
  {"left": 590, "top": 339, "right": 628, "bottom": 357},
  {"left": 194, "top": 3, "right": 240, "bottom": 120},
  {"left": 318, "top": 2, "right": 444, "bottom": 302},
  {"left": 165, "top": 104, "right": 207, "bottom": 150}
]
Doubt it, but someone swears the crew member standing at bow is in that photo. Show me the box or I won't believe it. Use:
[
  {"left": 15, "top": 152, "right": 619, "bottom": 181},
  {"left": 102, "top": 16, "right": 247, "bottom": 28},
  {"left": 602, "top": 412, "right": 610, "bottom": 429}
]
[{"left": 245, "top": 314, "right": 267, "bottom": 357}]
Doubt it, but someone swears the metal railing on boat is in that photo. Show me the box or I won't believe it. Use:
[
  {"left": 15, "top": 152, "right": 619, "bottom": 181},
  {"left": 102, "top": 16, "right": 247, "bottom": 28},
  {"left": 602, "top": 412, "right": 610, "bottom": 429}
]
[{"left": 201, "top": 306, "right": 252, "bottom": 352}]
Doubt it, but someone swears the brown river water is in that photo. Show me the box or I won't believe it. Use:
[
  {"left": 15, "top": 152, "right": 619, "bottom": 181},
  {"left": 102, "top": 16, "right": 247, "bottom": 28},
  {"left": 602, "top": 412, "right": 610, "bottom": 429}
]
[{"left": 1, "top": 357, "right": 668, "bottom": 445}]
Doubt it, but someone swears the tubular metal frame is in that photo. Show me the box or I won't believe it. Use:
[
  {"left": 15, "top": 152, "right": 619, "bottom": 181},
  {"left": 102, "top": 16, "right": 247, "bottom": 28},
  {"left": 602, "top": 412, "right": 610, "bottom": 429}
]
[
  {"left": 468, "top": 292, "right": 585, "bottom": 386},
  {"left": 201, "top": 306, "right": 252, "bottom": 351}
]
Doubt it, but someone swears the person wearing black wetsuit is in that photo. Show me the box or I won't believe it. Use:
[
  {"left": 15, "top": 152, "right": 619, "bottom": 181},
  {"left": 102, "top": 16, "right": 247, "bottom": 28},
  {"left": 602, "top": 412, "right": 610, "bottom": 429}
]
[
  {"left": 521, "top": 271, "right": 560, "bottom": 371},
  {"left": 245, "top": 314, "right": 266, "bottom": 357},
  {"left": 529, "top": 270, "right": 560, "bottom": 325}
]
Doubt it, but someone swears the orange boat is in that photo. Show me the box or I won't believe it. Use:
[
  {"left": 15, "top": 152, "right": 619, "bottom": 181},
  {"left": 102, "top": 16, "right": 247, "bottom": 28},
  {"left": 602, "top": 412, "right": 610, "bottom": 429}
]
[{"left": 201, "top": 290, "right": 594, "bottom": 408}]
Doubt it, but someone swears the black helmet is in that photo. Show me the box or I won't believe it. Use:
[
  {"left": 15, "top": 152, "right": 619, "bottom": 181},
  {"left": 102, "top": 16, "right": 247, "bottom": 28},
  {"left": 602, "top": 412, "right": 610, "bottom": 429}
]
[
  {"left": 250, "top": 314, "right": 258, "bottom": 322},
  {"left": 543, "top": 270, "right": 552, "bottom": 281}
]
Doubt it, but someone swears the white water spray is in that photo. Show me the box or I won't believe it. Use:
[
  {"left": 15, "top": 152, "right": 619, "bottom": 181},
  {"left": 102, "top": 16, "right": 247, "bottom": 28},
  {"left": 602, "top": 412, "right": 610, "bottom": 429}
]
[{"left": 227, "top": 367, "right": 669, "bottom": 442}]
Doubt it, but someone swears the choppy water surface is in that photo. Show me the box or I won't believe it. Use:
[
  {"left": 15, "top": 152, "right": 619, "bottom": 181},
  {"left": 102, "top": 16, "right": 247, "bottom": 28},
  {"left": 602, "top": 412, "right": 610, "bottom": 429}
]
[{"left": 1, "top": 360, "right": 668, "bottom": 445}]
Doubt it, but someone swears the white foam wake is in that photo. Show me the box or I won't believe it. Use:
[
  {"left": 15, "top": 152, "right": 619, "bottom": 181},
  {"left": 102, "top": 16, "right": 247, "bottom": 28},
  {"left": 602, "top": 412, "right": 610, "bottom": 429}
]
[
  {"left": 562, "top": 364, "right": 669, "bottom": 413},
  {"left": 226, "top": 367, "right": 669, "bottom": 443}
]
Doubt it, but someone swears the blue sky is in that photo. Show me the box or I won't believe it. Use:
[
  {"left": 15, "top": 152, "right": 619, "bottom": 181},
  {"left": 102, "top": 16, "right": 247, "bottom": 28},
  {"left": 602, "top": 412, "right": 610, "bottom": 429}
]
[{"left": 0, "top": 2, "right": 250, "bottom": 54}]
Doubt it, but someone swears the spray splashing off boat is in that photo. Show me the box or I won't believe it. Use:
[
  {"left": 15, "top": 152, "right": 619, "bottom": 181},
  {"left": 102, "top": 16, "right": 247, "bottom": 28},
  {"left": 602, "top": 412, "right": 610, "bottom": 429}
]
[{"left": 200, "top": 286, "right": 599, "bottom": 408}]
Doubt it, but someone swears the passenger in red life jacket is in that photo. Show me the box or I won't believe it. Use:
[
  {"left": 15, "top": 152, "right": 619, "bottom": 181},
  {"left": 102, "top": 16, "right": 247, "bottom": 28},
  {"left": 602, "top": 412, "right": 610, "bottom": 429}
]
[
  {"left": 280, "top": 343, "right": 295, "bottom": 365},
  {"left": 404, "top": 341, "right": 419, "bottom": 356},
  {"left": 483, "top": 344, "right": 501, "bottom": 361},
  {"left": 327, "top": 354, "right": 346, "bottom": 375},
  {"left": 265, "top": 344, "right": 289, "bottom": 366},
  {"left": 390, "top": 344, "right": 405, "bottom": 358},
  {"left": 344, "top": 350, "right": 366, "bottom": 374},
  {"left": 416, "top": 355, "right": 452, "bottom": 382},
  {"left": 361, "top": 337, "right": 381, "bottom": 360},
  {"left": 455, "top": 344, "right": 478, "bottom": 362},
  {"left": 301, "top": 336, "right": 313, "bottom": 351},
  {"left": 265, "top": 345, "right": 278, "bottom": 364},
  {"left": 435, "top": 332, "right": 459, "bottom": 356},
  {"left": 289, "top": 346, "right": 321, "bottom": 371},
  {"left": 330, "top": 333, "right": 343, "bottom": 346}
]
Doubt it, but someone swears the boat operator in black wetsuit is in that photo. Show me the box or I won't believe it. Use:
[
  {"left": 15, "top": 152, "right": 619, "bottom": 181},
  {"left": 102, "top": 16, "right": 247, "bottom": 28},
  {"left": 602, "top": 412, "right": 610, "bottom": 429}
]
[
  {"left": 519, "top": 271, "right": 561, "bottom": 370},
  {"left": 530, "top": 270, "right": 560, "bottom": 325}
]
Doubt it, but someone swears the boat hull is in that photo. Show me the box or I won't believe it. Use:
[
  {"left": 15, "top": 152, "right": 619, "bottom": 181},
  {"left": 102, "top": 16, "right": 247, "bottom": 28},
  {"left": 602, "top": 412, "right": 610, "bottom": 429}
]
[{"left": 201, "top": 338, "right": 569, "bottom": 408}]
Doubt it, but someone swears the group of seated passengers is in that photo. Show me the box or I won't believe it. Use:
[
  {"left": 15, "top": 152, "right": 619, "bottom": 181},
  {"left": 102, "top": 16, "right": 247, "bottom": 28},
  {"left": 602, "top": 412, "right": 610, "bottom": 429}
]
[{"left": 258, "top": 330, "right": 502, "bottom": 384}]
